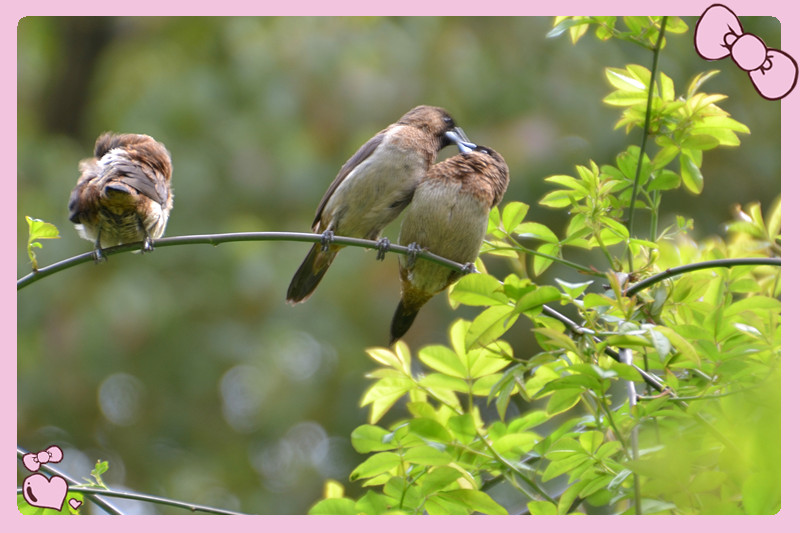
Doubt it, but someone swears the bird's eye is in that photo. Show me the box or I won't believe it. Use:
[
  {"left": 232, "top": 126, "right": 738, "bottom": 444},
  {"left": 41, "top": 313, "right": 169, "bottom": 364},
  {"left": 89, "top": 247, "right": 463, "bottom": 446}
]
[
  {"left": 479, "top": 148, "right": 490, "bottom": 154},
  {"left": 443, "top": 116, "right": 454, "bottom": 127}
]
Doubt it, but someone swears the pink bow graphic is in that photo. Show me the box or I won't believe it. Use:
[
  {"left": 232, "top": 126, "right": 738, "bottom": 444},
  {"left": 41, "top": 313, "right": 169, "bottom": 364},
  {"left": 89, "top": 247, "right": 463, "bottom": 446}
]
[
  {"left": 695, "top": 4, "right": 797, "bottom": 100},
  {"left": 22, "top": 445, "right": 64, "bottom": 472}
]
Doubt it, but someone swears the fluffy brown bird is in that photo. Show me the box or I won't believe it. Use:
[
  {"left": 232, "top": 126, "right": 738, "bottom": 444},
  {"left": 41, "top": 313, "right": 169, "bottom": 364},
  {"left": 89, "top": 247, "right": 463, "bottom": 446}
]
[
  {"left": 390, "top": 145, "right": 509, "bottom": 343},
  {"left": 68, "top": 132, "right": 173, "bottom": 261},
  {"left": 286, "top": 105, "right": 473, "bottom": 304}
]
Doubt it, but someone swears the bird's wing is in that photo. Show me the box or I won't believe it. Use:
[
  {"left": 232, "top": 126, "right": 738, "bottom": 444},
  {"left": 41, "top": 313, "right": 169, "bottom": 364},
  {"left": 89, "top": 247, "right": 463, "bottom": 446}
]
[
  {"left": 312, "top": 130, "right": 386, "bottom": 230},
  {"left": 110, "top": 159, "right": 169, "bottom": 205}
]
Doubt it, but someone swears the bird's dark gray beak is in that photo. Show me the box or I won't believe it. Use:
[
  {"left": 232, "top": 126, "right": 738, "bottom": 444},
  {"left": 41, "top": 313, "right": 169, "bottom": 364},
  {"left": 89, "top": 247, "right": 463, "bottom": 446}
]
[{"left": 445, "top": 127, "right": 476, "bottom": 153}]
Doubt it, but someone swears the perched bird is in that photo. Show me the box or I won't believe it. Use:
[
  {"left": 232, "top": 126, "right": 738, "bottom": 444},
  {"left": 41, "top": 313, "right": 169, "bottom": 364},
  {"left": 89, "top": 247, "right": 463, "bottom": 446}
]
[
  {"left": 286, "top": 105, "right": 473, "bottom": 304},
  {"left": 390, "top": 145, "right": 509, "bottom": 343},
  {"left": 68, "top": 132, "right": 173, "bottom": 261}
]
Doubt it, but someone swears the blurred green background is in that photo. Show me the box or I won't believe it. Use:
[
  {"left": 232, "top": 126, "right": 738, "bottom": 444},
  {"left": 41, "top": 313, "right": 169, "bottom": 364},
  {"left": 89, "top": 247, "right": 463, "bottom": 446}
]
[{"left": 17, "top": 17, "right": 780, "bottom": 514}]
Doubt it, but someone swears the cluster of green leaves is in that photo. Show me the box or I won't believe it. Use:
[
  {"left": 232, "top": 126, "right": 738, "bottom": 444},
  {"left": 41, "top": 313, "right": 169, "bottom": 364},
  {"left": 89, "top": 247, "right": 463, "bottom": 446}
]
[
  {"left": 314, "top": 16, "right": 780, "bottom": 515},
  {"left": 549, "top": 16, "right": 688, "bottom": 49}
]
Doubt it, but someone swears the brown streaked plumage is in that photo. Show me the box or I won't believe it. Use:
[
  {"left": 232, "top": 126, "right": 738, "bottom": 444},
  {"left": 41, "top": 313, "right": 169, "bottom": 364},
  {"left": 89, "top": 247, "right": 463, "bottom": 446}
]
[
  {"left": 286, "top": 105, "right": 473, "bottom": 304},
  {"left": 68, "top": 132, "right": 173, "bottom": 260},
  {"left": 390, "top": 146, "right": 509, "bottom": 343}
]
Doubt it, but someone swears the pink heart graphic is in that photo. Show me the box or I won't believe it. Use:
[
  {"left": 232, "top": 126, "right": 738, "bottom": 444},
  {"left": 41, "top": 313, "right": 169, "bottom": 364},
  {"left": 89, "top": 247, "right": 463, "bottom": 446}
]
[
  {"left": 22, "top": 474, "right": 68, "bottom": 511},
  {"left": 69, "top": 498, "right": 83, "bottom": 510}
]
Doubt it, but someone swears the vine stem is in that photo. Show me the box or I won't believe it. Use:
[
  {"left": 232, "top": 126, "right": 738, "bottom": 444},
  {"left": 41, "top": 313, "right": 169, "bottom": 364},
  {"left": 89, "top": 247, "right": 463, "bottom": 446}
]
[
  {"left": 625, "top": 16, "right": 668, "bottom": 271},
  {"left": 624, "top": 257, "right": 781, "bottom": 297}
]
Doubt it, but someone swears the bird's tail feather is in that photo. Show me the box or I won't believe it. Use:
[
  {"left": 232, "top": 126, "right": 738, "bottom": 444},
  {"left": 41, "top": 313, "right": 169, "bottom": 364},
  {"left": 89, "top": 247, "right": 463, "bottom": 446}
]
[
  {"left": 286, "top": 243, "right": 338, "bottom": 304},
  {"left": 389, "top": 299, "right": 421, "bottom": 344}
]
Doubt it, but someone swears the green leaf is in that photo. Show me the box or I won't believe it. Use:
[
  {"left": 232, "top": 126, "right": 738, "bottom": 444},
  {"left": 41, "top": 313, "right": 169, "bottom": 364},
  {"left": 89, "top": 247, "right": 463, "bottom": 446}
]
[
  {"left": 492, "top": 432, "right": 538, "bottom": 457},
  {"left": 539, "top": 189, "right": 575, "bottom": 208},
  {"left": 533, "top": 243, "right": 559, "bottom": 277},
  {"left": 366, "top": 345, "right": 409, "bottom": 373},
  {"left": 547, "top": 17, "right": 590, "bottom": 39},
  {"left": 687, "top": 70, "right": 720, "bottom": 97},
  {"left": 403, "top": 445, "right": 452, "bottom": 466},
  {"left": 531, "top": 328, "right": 579, "bottom": 353},
  {"left": 555, "top": 278, "right": 594, "bottom": 299},
  {"left": 361, "top": 378, "right": 412, "bottom": 423},
  {"left": 651, "top": 145, "right": 680, "bottom": 171},
  {"left": 441, "top": 489, "right": 508, "bottom": 515},
  {"left": 450, "top": 273, "right": 508, "bottom": 306},
  {"left": 604, "top": 91, "right": 648, "bottom": 107},
  {"left": 418, "top": 372, "right": 470, "bottom": 394},
  {"left": 680, "top": 152, "right": 704, "bottom": 194},
  {"left": 528, "top": 501, "right": 558, "bottom": 515},
  {"left": 647, "top": 169, "right": 681, "bottom": 191},
  {"left": 724, "top": 295, "right": 780, "bottom": 317},
  {"left": 508, "top": 410, "right": 549, "bottom": 433},
  {"left": 351, "top": 424, "right": 396, "bottom": 453},
  {"left": 501, "top": 201, "right": 529, "bottom": 233},
  {"left": 26, "top": 215, "right": 61, "bottom": 241},
  {"left": 542, "top": 453, "right": 591, "bottom": 482},
  {"left": 606, "top": 360, "right": 643, "bottom": 382},
  {"left": 545, "top": 174, "right": 585, "bottom": 191},
  {"left": 419, "top": 466, "right": 464, "bottom": 495},
  {"left": 466, "top": 306, "right": 518, "bottom": 348},
  {"left": 681, "top": 134, "right": 720, "bottom": 150},
  {"left": 448, "top": 413, "right": 477, "bottom": 444},
  {"left": 579, "top": 474, "right": 615, "bottom": 498},
  {"left": 654, "top": 326, "right": 700, "bottom": 366},
  {"left": 514, "top": 221, "right": 558, "bottom": 243},
  {"left": 514, "top": 285, "right": 561, "bottom": 314},
  {"left": 557, "top": 478, "right": 591, "bottom": 514},
  {"left": 350, "top": 452, "right": 401, "bottom": 481},
  {"left": 648, "top": 327, "right": 672, "bottom": 360},
  {"left": 408, "top": 418, "right": 453, "bottom": 443},
  {"left": 467, "top": 347, "right": 511, "bottom": 378},
  {"left": 606, "top": 67, "right": 647, "bottom": 91},
  {"left": 546, "top": 388, "right": 582, "bottom": 415},
  {"left": 419, "top": 345, "right": 468, "bottom": 378},
  {"left": 308, "top": 497, "right": 358, "bottom": 515},
  {"left": 425, "top": 493, "right": 471, "bottom": 515},
  {"left": 539, "top": 374, "right": 602, "bottom": 394},
  {"left": 665, "top": 17, "right": 688, "bottom": 34},
  {"left": 355, "top": 491, "right": 394, "bottom": 514}
]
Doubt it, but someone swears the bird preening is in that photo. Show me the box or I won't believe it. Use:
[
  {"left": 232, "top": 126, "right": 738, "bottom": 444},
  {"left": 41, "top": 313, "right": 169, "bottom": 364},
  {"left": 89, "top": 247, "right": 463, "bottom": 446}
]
[
  {"left": 285, "top": 105, "right": 474, "bottom": 305},
  {"left": 283, "top": 104, "right": 510, "bottom": 344},
  {"left": 68, "top": 132, "right": 173, "bottom": 261}
]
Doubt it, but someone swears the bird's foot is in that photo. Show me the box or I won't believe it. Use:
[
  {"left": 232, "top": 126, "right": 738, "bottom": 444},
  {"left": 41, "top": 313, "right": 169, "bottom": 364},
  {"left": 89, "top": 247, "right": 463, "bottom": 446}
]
[
  {"left": 406, "top": 242, "right": 423, "bottom": 269},
  {"left": 320, "top": 229, "right": 335, "bottom": 252},
  {"left": 141, "top": 235, "right": 155, "bottom": 253},
  {"left": 461, "top": 262, "right": 478, "bottom": 274},
  {"left": 92, "top": 247, "right": 107, "bottom": 264},
  {"left": 375, "top": 237, "right": 391, "bottom": 261}
]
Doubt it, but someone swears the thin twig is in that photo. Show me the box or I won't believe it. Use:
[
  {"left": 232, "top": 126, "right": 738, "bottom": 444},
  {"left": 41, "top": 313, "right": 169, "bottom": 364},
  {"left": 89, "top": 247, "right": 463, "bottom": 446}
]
[
  {"left": 16, "top": 486, "right": 243, "bottom": 515},
  {"left": 17, "top": 231, "right": 471, "bottom": 290}
]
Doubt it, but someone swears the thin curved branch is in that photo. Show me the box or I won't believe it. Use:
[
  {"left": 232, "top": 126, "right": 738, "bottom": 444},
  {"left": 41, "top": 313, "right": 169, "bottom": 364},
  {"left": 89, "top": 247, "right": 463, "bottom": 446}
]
[
  {"left": 624, "top": 257, "right": 781, "bottom": 297},
  {"left": 17, "top": 447, "right": 123, "bottom": 515},
  {"left": 17, "top": 231, "right": 472, "bottom": 290},
  {"left": 16, "top": 485, "right": 243, "bottom": 515}
]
